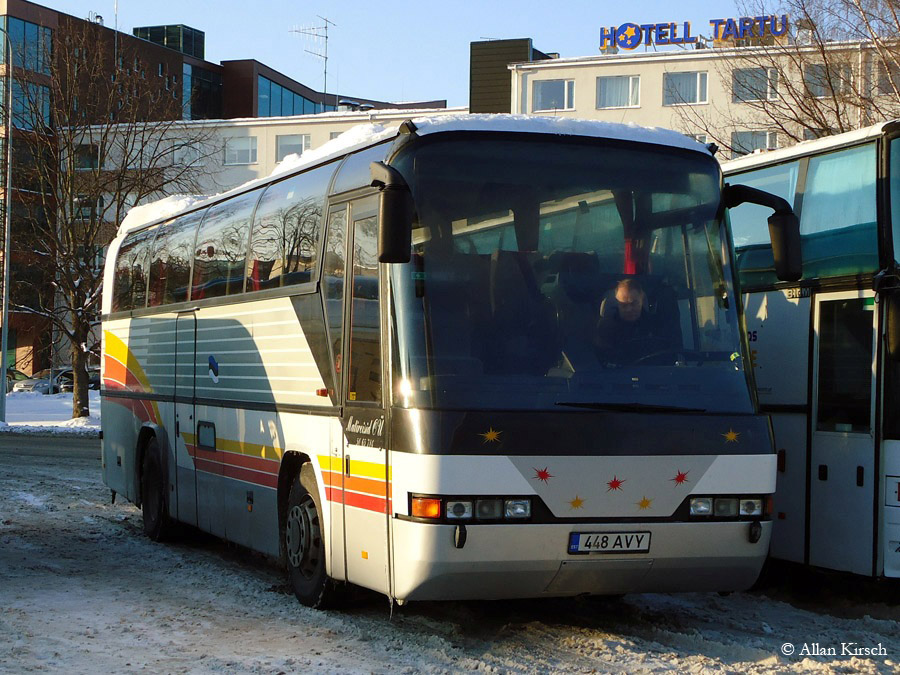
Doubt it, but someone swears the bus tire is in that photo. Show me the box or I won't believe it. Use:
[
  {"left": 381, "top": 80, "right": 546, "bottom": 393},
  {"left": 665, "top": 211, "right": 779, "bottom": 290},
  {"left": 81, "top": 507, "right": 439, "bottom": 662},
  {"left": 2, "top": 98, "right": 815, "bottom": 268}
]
[
  {"left": 141, "top": 436, "right": 172, "bottom": 542},
  {"left": 285, "top": 463, "right": 335, "bottom": 608}
]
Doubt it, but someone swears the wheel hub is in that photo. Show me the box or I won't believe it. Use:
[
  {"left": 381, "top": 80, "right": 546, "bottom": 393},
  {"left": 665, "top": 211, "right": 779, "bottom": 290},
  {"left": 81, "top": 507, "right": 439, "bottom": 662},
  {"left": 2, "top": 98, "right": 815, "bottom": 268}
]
[{"left": 285, "top": 496, "right": 320, "bottom": 577}]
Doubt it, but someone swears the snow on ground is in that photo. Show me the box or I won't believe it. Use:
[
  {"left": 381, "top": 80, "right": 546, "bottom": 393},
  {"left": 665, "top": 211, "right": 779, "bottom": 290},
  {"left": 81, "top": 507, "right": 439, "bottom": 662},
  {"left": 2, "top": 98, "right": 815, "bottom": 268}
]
[
  {"left": 0, "top": 446, "right": 898, "bottom": 673},
  {"left": 0, "top": 392, "right": 100, "bottom": 436}
]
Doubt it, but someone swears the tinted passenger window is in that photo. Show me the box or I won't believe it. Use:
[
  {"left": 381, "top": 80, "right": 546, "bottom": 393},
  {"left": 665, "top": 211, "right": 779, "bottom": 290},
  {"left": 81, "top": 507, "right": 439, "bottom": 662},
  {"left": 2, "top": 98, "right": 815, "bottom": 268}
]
[
  {"left": 800, "top": 144, "right": 878, "bottom": 279},
  {"left": 247, "top": 167, "right": 330, "bottom": 291},
  {"left": 112, "top": 229, "right": 154, "bottom": 312},
  {"left": 147, "top": 211, "right": 204, "bottom": 307},
  {"left": 347, "top": 213, "right": 381, "bottom": 404},
  {"left": 323, "top": 207, "right": 346, "bottom": 396},
  {"left": 192, "top": 190, "right": 260, "bottom": 300}
]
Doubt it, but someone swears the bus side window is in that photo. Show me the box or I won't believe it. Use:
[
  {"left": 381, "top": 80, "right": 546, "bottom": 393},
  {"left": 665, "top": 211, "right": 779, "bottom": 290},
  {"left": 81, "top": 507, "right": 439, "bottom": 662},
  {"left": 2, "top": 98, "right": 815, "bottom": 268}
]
[
  {"left": 147, "top": 211, "right": 204, "bottom": 307},
  {"left": 247, "top": 166, "right": 330, "bottom": 291},
  {"left": 323, "top": 206, "right": 347, "bottom": 396},
  {"left": 112, "top": 229, "right": 152, "bottom": 312},
  {"left": 192, "top": 189, "right": 260, "bottom": 299}
]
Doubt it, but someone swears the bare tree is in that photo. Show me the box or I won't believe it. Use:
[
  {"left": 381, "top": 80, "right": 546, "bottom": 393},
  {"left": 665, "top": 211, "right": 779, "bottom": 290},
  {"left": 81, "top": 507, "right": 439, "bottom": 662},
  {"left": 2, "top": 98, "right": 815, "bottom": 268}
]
[
  {"left": 4, "top": 17, "right": 218, "bottom": 417},
  {"left": 671, "top": 0, "right": 900, "bottom": 157}
]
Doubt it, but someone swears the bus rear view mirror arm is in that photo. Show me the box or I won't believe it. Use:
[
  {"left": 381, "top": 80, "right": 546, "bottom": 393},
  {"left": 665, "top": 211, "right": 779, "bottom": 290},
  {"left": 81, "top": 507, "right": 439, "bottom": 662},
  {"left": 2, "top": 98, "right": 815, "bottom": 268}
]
[
  {"left": 371, "top": 161, "right": 413, "bottom": 264},
  {"left": 724, "top": 183, "right": 802, "bottom": 282}
]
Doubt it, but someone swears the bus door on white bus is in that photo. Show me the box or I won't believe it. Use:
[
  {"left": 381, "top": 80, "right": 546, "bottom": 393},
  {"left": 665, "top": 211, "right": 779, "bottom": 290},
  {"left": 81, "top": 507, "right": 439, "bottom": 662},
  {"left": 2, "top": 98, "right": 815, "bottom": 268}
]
[
  {"left": 339, "top": 197, "right": 390, "bottom": 594},
  {"left": 174, "top": 310, "right": 201, "bottom": 529},
  {"left": 809, "top": 291, "right": 878, "bottom": 576}
]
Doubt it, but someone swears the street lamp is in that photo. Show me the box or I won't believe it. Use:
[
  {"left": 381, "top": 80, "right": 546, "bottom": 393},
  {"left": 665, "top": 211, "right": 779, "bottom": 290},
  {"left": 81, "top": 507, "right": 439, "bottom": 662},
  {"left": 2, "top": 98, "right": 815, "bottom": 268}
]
[{"left": 0, "top": 29, "right": 15, "bottom": 422}]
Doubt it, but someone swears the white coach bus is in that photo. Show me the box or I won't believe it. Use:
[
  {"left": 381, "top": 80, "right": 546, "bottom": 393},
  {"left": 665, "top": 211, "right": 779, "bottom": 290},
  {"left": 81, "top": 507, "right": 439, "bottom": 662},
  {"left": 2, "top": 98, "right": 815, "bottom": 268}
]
[
  {"left": 724, "top": 121, "right": 900, "bottom": 579},
  {"left": 101, "top": 115, "right": 799, "bottom": 607}
]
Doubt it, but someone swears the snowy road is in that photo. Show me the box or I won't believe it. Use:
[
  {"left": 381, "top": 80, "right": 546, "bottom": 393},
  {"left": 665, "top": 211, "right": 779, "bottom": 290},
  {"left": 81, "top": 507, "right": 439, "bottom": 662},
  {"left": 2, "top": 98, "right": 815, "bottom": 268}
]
[{"left": 1, "top": 447, "right": 898, "bottom": 674}]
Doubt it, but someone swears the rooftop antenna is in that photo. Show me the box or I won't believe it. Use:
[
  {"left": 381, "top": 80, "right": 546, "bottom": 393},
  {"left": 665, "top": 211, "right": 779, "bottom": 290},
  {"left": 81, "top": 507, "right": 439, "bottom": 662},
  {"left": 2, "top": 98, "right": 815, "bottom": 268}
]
[{"left": 291, "top": 16, "right": 336, "bottom": 113}]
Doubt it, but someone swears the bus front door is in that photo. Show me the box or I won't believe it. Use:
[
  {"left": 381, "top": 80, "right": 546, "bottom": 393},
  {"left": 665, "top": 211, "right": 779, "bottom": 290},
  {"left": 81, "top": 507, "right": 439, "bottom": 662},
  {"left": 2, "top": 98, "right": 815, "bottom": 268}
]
[
  {"left": 809, "top": 291, "right": 878, "bottom": 576},
  {"left": 340, "top": 199, "right": 390, "bottom": 595}
]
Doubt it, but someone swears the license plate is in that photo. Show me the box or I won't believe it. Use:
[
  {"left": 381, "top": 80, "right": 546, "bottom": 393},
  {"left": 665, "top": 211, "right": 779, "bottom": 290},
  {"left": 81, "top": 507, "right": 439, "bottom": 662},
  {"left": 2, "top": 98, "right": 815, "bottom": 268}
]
[{"left": 568, "top": 531, "right": 651, "bottom": 554}]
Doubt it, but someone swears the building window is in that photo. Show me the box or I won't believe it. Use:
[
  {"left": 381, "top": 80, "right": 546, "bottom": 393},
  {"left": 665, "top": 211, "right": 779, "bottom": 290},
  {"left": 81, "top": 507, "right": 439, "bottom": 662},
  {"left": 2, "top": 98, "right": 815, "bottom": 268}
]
[
  {"left": 532, "top": 79, "right": 575, "bottom": 112},
  {"left": 224, "top": 137, "right": 257, "bottom": 165},
  {"left": 158, "top": 63, "right": 164, "bottom": 77},
  {"left": 330, "top": 131, "right": 342, "bottom": 140},
  {"left": 174, "top": 141, "right": 203, "bottom": 167},
  {"left": 276, "top": 134, "right": 311, "bottom": 162},
  {"left": 731, "top": 130, "right": 777, "bottom": 158},
  {"left": 663, "top": 71, "right": 708, "bottom": 105},
  {"left": 74, "top": 144, "right": 100, "bottom": 170},
  {"left": 596, "top": 75, "right": 639, "bottom": 109},
  {"left": 803, "top": 128, "right": 830, "bottom": 141},
  {"left": 257, "top": 75, "right": 316, "bottom": 117},
  {"left": 804, "top": 63, "right": 851, "bottom": 98},
  {"left": 4, "top": 18, "right": 52, "bottom": 75},
  {"left": 732, "top": 67, "right": 778, "bottom": 102},
  {"left": 876, "top": 62, "right": 900, "bottom": 95},
  {"left": 691, "top": 133, "right": 708, "bottom": 144}
]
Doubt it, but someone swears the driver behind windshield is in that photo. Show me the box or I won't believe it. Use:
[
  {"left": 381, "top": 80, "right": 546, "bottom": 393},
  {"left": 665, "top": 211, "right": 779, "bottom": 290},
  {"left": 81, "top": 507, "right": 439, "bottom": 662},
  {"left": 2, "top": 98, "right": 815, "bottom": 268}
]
[{"left": 594, "top": 278, "right": 673, "bottom": 364}]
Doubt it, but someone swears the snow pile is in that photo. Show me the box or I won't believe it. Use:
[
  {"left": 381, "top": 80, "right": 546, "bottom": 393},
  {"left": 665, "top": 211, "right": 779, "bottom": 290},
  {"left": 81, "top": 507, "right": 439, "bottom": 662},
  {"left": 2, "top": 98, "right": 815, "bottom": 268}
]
[
  {"left": 411, "top": 113, "right": 709, "bottom": 153},
  {"left": 117, "top": 194, "right": 208, "bottom": 236},
  {"left": 270, "top": 122, "right": 395, "bottom": 179},
  {"left": 0, "top": 391, "right": 101, "bottom": 437}
]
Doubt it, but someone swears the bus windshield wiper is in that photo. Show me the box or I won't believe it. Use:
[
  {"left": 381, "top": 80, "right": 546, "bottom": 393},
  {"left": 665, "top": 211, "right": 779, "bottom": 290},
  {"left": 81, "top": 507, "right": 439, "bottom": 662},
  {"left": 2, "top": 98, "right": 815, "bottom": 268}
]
[{"left": 554, "top": 401, "right": 707, "bottom": 413}]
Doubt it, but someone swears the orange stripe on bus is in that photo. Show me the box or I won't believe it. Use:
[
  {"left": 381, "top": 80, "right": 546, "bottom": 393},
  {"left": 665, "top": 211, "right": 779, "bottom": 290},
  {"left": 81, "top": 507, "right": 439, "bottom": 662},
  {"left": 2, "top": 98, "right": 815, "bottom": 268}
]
[
  {"left": 325, "top": 486, "right": 391, "bottom": 514},
  {"left": 321, "top": 469, "right": 390, "bottom": 498}
]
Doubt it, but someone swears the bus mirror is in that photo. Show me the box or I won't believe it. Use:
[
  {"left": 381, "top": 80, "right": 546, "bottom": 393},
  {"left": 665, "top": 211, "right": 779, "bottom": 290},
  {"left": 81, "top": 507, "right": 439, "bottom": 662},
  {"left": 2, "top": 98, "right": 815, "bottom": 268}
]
[
  {"left": 724, "top": 183, "right": 802, "bottom": 282},
  {"left": 371, "top": 161, "right": 412, "bottom": 263},
  {"left": 767, "top": 211, "right": 802, "bottom": 282}
]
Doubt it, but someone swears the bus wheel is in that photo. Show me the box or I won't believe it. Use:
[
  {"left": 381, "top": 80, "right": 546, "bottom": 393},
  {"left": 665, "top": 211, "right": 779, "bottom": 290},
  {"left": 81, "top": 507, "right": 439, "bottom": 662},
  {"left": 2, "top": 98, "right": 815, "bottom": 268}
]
[
  {"left": 141, "top": 437, "right": 172, "bottom": 542},
  {"left": 285, "top": 463, "right": 335, "bottom": 608}
]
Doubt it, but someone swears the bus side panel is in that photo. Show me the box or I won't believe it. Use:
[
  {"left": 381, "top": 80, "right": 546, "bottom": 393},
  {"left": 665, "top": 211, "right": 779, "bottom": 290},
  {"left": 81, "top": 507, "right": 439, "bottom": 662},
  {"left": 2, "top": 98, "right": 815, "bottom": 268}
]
[
  {"left": 743, "top": 290, "right": 811, "bottom": 565},
  {"left": 187, "top": 297, "right": 333, "bottom": 556},
  {"left": 102, "top": 318, "right": 162, "bottom": 504},
  {"left": 743, "top": 290, "right": 811, "bottom": 406},
  {"left": 884, "top": 437, "right": 900, "bottom": 576},
  {"left": 768, "top": 414, "right": 807, "bottom": 563}
]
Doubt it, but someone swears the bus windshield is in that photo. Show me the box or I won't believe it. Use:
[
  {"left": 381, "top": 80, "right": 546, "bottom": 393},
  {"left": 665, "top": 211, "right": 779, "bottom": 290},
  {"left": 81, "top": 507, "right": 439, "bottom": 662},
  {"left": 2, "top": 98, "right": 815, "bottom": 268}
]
[{"left": 389, "top": 136, "right": 752, "bottom": 413}]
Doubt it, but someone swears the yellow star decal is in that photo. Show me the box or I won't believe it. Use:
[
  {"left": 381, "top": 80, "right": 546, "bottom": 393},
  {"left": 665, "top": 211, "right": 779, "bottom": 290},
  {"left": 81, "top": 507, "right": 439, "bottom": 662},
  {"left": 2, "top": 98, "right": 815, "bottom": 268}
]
[
  {"left": 480, "top": 427, "right": 502, "bottom": 443},
  {"left": 569, "top": 495, "right": 585, "bottom": 510},
  {"left": 637, "top": 496, "right": 653, "bottom": 510},
  {"left": 722, "top": 429, "right": 740, "bottom": 443},
  {"left": 623, "top": 25, "right": 637, "bottom": 38}
]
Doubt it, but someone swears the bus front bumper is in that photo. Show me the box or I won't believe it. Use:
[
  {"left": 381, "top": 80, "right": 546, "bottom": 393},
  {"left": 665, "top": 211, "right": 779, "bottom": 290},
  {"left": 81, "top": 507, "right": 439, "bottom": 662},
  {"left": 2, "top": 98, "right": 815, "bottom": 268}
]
[{"left": 391, "top": 519, "right": 770, "bottom": 602}]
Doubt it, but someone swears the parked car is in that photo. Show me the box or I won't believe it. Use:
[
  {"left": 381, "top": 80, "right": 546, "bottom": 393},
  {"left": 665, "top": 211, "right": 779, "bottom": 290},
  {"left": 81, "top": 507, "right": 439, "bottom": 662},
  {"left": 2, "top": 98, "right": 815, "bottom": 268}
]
[
  {"left": 12, "top": 368, "right": 74, "bottom": 394},
  {"left": 59, "top": 367, "right": 99, "bottom": 392},
  {"left": 6, "top": 368, "right": 29, "bottom": 393}
]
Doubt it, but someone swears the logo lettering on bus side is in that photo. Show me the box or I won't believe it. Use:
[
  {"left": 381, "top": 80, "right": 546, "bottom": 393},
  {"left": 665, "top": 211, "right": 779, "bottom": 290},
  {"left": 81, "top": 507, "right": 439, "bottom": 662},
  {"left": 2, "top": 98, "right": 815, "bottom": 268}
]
[
  {"left": 785, "top": 287, "right": 811, "bottom": 299},
  {"left": 346, "top": 415, "right": 385, "bottom": 447}
]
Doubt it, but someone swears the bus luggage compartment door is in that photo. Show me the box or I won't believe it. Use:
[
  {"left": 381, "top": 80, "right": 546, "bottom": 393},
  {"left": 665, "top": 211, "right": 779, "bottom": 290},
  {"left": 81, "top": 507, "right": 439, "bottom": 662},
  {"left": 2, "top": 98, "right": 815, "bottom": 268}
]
[{"left": 809, "top": 292, "right": 877, "bottom": 576}]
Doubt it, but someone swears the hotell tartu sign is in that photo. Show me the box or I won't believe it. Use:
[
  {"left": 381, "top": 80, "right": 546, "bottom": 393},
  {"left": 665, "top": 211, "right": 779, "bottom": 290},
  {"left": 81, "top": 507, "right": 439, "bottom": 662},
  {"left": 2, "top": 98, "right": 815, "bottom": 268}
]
[{"left": 600, "top": 15, "right": 790, "bottom": 50}]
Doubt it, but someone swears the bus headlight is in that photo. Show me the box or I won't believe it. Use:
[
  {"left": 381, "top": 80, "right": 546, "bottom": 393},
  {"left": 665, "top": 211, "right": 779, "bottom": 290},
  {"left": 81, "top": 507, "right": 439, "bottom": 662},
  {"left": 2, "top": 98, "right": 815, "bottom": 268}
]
[
  {"left": 689, "top": 497, "right": 712, "bottom": 515},
  {"left": 740, "top": 499, "right": 763, "bottom": 517},
  {"left": 475, "top": 499, "right": 503, "bottom": 520},
  {"left": 714, "top": 498, "right": 739, "bottom": 517},
  {"left": 446, "top": 500, "right": 473, "bottom": 519},
  {"left": 504, "top": 498, "right": 531, "bottom": 519}
]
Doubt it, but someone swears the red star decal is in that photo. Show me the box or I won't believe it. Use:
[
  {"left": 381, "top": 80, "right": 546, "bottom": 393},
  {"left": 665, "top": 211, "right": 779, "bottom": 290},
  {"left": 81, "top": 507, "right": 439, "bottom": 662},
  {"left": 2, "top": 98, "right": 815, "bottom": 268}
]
[
  {"left": 671, "top": 470, "right": 690, "bottom": 486},
  {"left": 607, "top": 475, "right": 625, "bottom": 492},
  {"left": 533, "top": 467, "right": 554, "bottom": 483}
]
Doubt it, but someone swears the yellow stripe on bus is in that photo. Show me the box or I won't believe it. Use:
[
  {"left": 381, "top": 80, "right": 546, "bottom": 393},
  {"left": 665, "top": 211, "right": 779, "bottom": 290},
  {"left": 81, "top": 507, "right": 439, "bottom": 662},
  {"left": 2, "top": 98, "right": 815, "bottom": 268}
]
[
  {"left": 104, "top": 331, "right": 152, "bottom": 390},
  {"left": 318, "top": 455, "right": 391, "bottom": 480},
  {"left": 183, "top": 432, "right": 284, "bottom": 460}
]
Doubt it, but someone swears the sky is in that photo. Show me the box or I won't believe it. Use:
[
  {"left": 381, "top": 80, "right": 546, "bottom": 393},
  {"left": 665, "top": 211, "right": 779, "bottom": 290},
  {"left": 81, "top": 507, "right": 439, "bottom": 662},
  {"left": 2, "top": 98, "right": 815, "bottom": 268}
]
[{"left": 44, "top": 1, "right": 743, "bottom": 108}]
